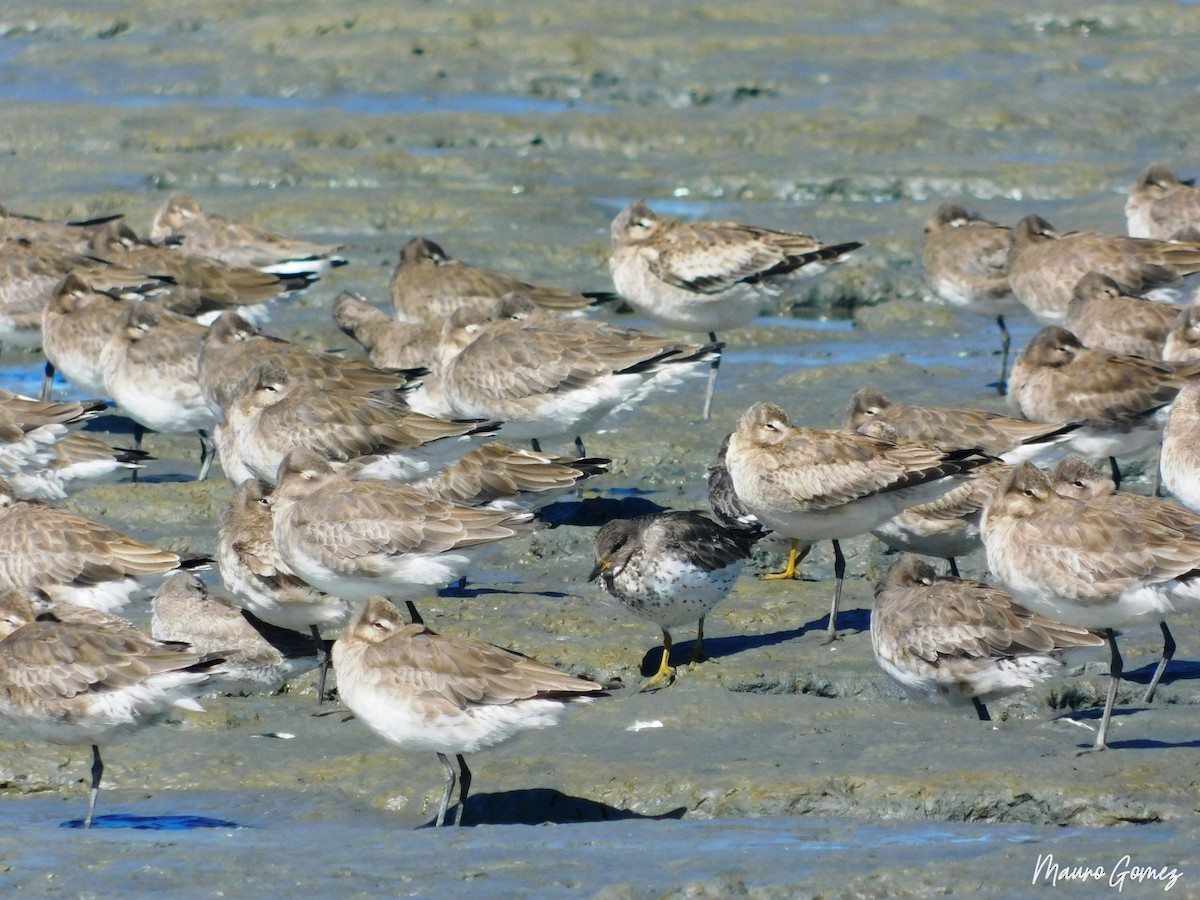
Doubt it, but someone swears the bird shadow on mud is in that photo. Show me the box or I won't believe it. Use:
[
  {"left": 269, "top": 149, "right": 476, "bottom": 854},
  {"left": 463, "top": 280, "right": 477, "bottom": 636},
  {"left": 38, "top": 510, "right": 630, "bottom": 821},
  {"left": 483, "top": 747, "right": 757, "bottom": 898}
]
[
  {"left": 539, "top": 495, "right": 671, "bottom": 528},
  {"left": 433, "top": 788, "right": 686, "bottom": 828},
  {"left": 1056, "top": 705, "right": 1200, "bottom": 752},
  {"left": 438, "top": 583, "right": 570, "bottom": 600},
  {"left": 640, "top": 606, "right": 871, "bottom": 673},
  {"left": 1125, "top": 657, "right": 1200, "bottom": 691}
]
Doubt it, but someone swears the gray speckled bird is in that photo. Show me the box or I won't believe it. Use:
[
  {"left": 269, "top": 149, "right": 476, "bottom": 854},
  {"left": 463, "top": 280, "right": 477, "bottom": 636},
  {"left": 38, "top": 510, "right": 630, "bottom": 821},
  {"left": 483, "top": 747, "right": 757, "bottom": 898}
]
[{"left": 589, "top": 510, "right": 759, "bottom": 690}]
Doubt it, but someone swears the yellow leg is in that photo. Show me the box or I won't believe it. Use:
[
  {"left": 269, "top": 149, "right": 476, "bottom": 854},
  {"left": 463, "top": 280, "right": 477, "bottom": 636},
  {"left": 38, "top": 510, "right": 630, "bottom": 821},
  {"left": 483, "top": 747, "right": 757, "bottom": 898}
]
[
  {"left": 640, "top": 629, "right": 676, "bottom": 691},
  {"left": 687, "top": 616, "right": 709, "bottom": 667},
  {"left": 763, "top": 540, "right": 810, "bottom": 581}
]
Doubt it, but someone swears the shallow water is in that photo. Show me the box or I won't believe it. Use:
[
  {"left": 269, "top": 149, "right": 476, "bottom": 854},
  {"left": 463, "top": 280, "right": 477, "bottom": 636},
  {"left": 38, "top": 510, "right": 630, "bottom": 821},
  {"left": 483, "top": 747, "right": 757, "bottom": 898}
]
[
  {"left": 2, "top": 795, "right": 1194, "bottom": 897},
  {"left": 2, "top": 0, "right": 1200, "bottom": 895}
]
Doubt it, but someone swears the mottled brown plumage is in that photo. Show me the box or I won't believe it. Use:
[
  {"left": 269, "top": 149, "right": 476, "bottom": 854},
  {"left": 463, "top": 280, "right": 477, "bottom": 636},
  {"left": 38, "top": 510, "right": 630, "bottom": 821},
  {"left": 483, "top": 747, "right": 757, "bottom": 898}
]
[
  {"left": 1064, "top": 272, "right": 1178, "bottom": 358},
  {"left": 921, "top": 204, "right": 1015, "bottom": 315},
  {"left": 391, "top": 236, "right": 607, "bottom": 321},
  {"left": 982, "top": 462, "right": 1200, "bottom": 748},
  {"left": 1126, "top": 164, "right": 1200, "bottom": 240},
  {"left": 333, "top": 595, "right": 605, "bottom": 826},
  {"left": 1008, "top": 325, "right": 1200, "bottom": 424},
  {"left": 332, "top": 290, "right": 443, "bottom": 371},
  {"left": 39, "top": 273, "right": 138, "bottom": 398},
  {"left": 440, "top": 300, "right": 719, "bottom": 444},
  {"left": 413, "top": 441, "right": 610, "bottom": 508},
  {"left": 1006, "top": 214, "right": 1200, "bottom": 324},
  {"left": 151, "top": 572, "right": 321, "bottom": 696},
  {"left": 149, "top": 192, "right": 346, "bottom": 274},
  {"left": 871, "top": 555, "right": 1103, "bottom": 719},
  {"left": 0, "top": 588, "right": 221, "bottom": 827},
  {"left": 198, "top": 310, "right": 420, "bottom": 415},
  {"left": 726, "top": 401, "right": 990, "bottom": 639},
  {"left": 89, "top": 219, "right": 291, "bottom": 308},
  {"left": 272, "top": 448, "right": 543, "bottom": 607},
  {"left": 0, "top": 202, "right": 123, "bottom": 253},
  {"left": 99, "top": 301, "right": 217, "bottom": 478},
  {"left": 0, "top": 477, "right": 200, "bottom": 612},
  {"left": 218, "top": 361, "right": 496, "bottom": 485},
  {"left": 845, "top": 386, "right": 1076, "bottom": 462}
]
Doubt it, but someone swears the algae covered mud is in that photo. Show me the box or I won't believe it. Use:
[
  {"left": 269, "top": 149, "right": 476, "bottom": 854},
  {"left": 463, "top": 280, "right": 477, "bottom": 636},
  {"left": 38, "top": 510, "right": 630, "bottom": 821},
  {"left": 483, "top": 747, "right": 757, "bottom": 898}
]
[{"left": 2, "top": 0, "right": 1200, "bottom": 895}]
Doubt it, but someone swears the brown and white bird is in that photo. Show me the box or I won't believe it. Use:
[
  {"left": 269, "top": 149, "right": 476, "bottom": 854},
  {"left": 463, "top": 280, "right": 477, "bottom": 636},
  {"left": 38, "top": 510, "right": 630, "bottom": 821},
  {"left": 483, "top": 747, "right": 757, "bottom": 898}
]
[
  {"left": 88, "top": 220, "right": 303, "bottom": 323},
  {"left": 0, "top": 242, "right": 163, "bottom": 363},
  {"left": 216, "top": 361, "right": 497, "bottom": 485},
  {"left": 589, "top": 510, "right": 758, "bottom": 691},
  {"left": 4, "top": 431, "right": 150, "bottom": 501},
  {"left": 390, "top": 236, "right": 613, "bottom": 321},
  {"left": 608, "top": 200, "right": 862, "bottom": 420},
  {"left": 1161, "top": 303, "right": 1200, "bottom": 363},
  {"left": 412, "top": 441, "right": 610, "bottom": 510},
  {"left": 197, "top": 310, "right": 421, "bottom": 417},
  {"left": 725, "top": 402, "right": 990, "bottom": 640},
  {"left": 0, "top": 476, "right": 207, "bottom": 613},
  {"left": 39, "top": 273, "right": 138, "bottom": 399},
  {"left": 0, "top": 588, "right": 223, "bottom": 828},
  {"left": 149, "top": 192, "right": 347, "bottom": 275},
  {"left": 981, "top": 462, "right": 1200, "bottom": 749},
  {"left": 1125, "top": 164, "right": 1200, "bottom": 240},
  {"left": 1007, "top": 325, "right": 1200, "bottom": 486},
  {"left": 0, "top": 388, "right": 106, "bottom": 481},
  {"left": 331, "top": 290, "right": 444, "bottom": 372},
  {"left": 438, "top": 296, "right": 720, "bottom": 453},
  {"left": 99, "top": 302, "right": 218, "bottom": 479},
  {"left": 844, "top": 386, "right": 1078, "bottom": 464},
  {"left": 217, "top": 478, "right": 345, "bottom": 702},
  {"left": 271, "top": 449, "right": 543, "bottom": 620},
  {"left": 150, "top": 572, "right": 323, "bottom": 696},
  {"left": 921, "top": 203, "right": 1020, "bottom": 389},
  {"left": 853, "top": 421, "right": 1010, "bottom": 577},
  {"left": 871, "top": 555, "right": 1104, "bottom": 721},
  {"left": 0, "top": 201, "right": 123, "bottom": 253},
  {"left": 1006, "top": 214, "right": 1200, "bottom": 324},
  {"left": 1161, "top": 381, "right": 1200, "bottom": 513},
  {"left": 1064, "top": 271, "right": 1179, "bottom": 359},
  {"left": 332, "top": 595, "right": 607, "bottom": 827}
]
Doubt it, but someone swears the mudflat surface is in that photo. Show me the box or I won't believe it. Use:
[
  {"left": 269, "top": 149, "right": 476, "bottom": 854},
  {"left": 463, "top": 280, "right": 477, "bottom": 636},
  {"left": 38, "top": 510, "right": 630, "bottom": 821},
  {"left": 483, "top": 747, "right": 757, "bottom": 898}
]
[{"left": 2, "top": 1, "right": 1199, "bottom": 896}]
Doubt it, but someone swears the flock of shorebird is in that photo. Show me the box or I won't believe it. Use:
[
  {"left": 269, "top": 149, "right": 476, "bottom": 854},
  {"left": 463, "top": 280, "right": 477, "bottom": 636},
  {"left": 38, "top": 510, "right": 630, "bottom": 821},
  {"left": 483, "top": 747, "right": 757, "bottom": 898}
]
[{"left": 1, "top": 163, "right": 1199, "bottom": 829}]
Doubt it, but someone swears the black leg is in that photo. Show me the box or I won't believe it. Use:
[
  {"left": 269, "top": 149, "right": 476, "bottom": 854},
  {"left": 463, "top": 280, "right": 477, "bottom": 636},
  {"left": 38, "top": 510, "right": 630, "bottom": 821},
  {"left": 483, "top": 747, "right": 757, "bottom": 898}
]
[
  {"left": 947, "top": 557, "right": 960, "bottom": 578},
  {"left": 825, "top": 540, "right": 845, "bottom": 643},
  {"left": 1094, "top": 629, "right": 1123, "bottom": 751},
  {"left": 702, "top": 331, "right": 721, "bottom": 422},
  {"left": 455, "top": 754, "right": 472, "bottom": 827},
  {"left": 311, "top": 625, "right": 328, "bottom": 704},
  {"left": 435, "top": 752, "right": 455, "bottom": 827},
  {"left": 404, "top": 600, "right": 424, "bottom": 626},
  {"left": 1108, "top": 457, "right": 1122, "bottom": 491},
  {"left": 197, "top": 429, "right": 215, "bottom": 481},
  {"left": 530, "top": 438, "right": 542, "bottom": 453},
  {"left": 1142, "top": 621, "right": 1176, "bottom": 704},
  {"left": 85, "top": 744, "right": 103, "bottom": 829},
  {"left": 972, "top": 697, "right": 992, "bottom": 721},
  {"left": 995, "top": 315, "right": 1010, "bottom": 396},
  {"left": 40, "top": 361, "right": 56, "bottom": 401},
  {"left": 132, "top": 424, "right": 146, "bottom": 484}
]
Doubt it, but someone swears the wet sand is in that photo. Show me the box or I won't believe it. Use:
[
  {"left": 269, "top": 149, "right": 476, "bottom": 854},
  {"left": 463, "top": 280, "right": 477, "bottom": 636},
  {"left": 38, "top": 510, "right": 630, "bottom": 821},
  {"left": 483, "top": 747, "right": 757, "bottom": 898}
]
[{"left": 2, "top": 1, "right": 1200, "bottom": 895}]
